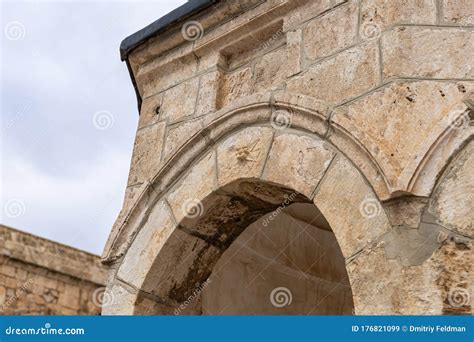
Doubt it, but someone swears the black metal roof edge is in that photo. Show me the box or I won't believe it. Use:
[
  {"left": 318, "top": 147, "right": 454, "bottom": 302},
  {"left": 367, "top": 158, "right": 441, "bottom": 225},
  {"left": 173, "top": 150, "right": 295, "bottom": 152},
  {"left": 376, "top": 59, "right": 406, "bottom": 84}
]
[
  {"left": 125, "top": 58, "right": 142, "bottom": 112},
  {"left": 120, "top": 0, "right": 218, "bottom": 61}
]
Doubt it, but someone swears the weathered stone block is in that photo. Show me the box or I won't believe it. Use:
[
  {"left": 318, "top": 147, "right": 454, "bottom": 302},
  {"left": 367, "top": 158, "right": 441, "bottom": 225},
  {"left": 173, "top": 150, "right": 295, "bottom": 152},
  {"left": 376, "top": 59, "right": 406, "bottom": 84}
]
[
  {"left": 382, "top": 27, "right": 474, "bottom": 79},
  {"left": 288, "top": 42, "right": 379, "bottom": 103},
  {"left": 64, "top": 283, "right": 80, "bottom": 299},
  {"left": 1, "top": 265, "right": 16, "bottom": 278},
  {"left": 442, "top": 0, "right": 474, "bottom": 25},
  {"left": 347, "top": 244, "right": 442, "bottom": 314},
  {"left": 219, "top": 67, "right": 253, "bottom": 109},
  {"left": 5, "top": 276, "right": 18, "bottom": 289},
  {"left": 140, "top": 229, "right": 221, "bottom": 303},
  {"left": 348, "top": 237, "right": 472, "bottom": 314},
  {"left": 207, "top": 105, "right": 272, "bottom": 144},
  {"left": 0, "top": 286, "right": 6, "bottom": 305},
  {"left": 117, "top": 200, "right": 176, "bottom": 289},
  {"left": 360, "top": 0, "right": 437, "bottom": 40},
  {"left": 138, "top": 54, "right": 198, "bottom": 98},
  {"left": 127, "top": 122, "right": 166, "bottom": 185},
  {"left": 330, "top": 81, "right": 474, "bottom": 195},
  {"left": 35, "top": 276, "right": 57, "bottom": 290},
  {"left": 254, "top": 48, "right": 287, "bottom": 92},
  {"left": 283, "top": 0, "right": 345, "bottom": 31},
  {"left": 263, "top": 133, "right": 335, "bottom": 197},
  {"left": 217, "top": 127, "right": 274, "bottom": 187},
  {"left": 161, "top": 78, "right": 199, "bottom": 123},
  {"left": 196, "top": 71, "right": 220, "bottom": 116},
  {"left": 313, "top": 155, "right": 391, "bottom": 258},
  {"left": 383, "top": 197, "right": 428, "bottom": 229},
  {"left": 286, "top": 28, "right": 302, "bottom": 76},
  {"left": 163, "top": 117, "right": 204, "bottom": 161},
  {"left": 196, "top": 52, "right": 226, "bottom": 73},
  {"left": 138, "top": 93, "right": 162, "bottom": 129},
  {"left": 57, "top": 291, "right": 79, "bottom": 309},
  {"left": 101, "top": 283, "right": 136, "bottom": 315},
  {"left": 303, "top": 0, "right": 358, "bottom": 61},
  {"left": 272, "top": 91, "right": 330, "bottom": 136},
  {"left": 167, "top": 151, "right": 216, "bottom": 224},
  {"left": 429, "top": 140, "right": 474, "bottom": 237}
]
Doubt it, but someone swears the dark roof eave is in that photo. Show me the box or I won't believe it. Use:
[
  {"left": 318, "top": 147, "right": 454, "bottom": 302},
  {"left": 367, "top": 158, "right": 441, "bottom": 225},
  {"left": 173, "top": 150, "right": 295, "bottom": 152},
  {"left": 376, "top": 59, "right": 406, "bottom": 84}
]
[
  {"left": 120, "top": 0, "right": 218, "bottom": 113},
  {"left": 119, "top": 0, "right": 218, "bottom": 61}
]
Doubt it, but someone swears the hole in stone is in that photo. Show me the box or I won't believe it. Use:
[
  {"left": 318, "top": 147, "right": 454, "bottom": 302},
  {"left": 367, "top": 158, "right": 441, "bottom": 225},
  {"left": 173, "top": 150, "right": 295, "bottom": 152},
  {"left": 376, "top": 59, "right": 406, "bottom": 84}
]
[{"left": 154, "top": 105, "right": 161, "bottom": 116}]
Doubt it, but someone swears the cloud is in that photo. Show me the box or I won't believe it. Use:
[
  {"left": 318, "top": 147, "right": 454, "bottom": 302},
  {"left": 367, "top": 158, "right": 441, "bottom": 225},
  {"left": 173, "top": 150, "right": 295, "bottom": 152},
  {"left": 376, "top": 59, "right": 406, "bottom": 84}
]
[
  {"left": 2, "top": 149, "right": 130, "bottom": 254},
  {"left": 1, "top": 0, "right": 187, "bottom": 254}
]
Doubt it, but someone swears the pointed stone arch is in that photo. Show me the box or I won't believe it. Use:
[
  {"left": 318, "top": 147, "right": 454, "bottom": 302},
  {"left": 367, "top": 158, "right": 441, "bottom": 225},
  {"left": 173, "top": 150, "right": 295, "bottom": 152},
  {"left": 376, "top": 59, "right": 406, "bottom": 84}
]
[
  {"left": 101, "top": 91, "right": 473, "bottom": 315},
  {"left": 102, "top": 122, "right": 394, "bottom": 314},
  {"left": 102, "top": 92, "right": 392, "bottom": 264},
  {"left": 329, "top": 82, "right": 474, "bottom": 198}
]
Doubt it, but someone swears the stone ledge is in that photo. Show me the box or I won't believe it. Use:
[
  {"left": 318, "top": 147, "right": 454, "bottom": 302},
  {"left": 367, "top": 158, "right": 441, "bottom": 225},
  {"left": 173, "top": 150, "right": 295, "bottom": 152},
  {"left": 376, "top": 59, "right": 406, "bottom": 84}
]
[{"left": 0, "top": 225, "right": 107, "bottom": 285}]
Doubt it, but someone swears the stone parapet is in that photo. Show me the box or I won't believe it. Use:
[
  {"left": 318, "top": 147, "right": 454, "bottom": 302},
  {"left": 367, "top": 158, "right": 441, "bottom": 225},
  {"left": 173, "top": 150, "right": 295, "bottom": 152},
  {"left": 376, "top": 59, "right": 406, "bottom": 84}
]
[{"left": 0, "top": 225, "right": 108, "bottom": 315}]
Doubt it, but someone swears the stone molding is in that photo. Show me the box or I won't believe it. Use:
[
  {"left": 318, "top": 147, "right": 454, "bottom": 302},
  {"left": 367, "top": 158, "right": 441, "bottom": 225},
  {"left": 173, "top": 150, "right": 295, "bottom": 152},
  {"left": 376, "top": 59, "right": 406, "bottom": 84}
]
[
  {"left": 102, "top": 90, "right": 472, "bottom": 263},
  {"left": 102, "top": 120, "right": 472, "bottom": 315},
  {"left": 0, "top": 225, "right": 106, "bottom": 285},
  {"left": 105, "top": 0, "right": 474, "bottom": 316}
]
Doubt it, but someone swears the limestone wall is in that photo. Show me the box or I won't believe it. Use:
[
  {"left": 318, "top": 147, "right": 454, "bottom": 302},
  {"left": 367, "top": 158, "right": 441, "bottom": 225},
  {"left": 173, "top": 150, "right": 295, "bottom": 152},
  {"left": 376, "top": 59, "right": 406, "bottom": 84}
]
[
  {"left": 103, "top": 0, "right": 473, "bottom": 315},
  {"left": 0, "top": 225, "right": 108, "bottom": 315},
  {"left": 113, "top": 0, "right": 473, "bottom": 228}
]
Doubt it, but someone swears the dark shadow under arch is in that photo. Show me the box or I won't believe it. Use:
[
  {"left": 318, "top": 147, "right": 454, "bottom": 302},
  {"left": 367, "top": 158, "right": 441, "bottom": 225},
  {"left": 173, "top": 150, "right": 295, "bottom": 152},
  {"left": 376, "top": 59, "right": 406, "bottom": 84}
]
[{"left": 138, "top": 178, "right": 354, "bottom": 314}]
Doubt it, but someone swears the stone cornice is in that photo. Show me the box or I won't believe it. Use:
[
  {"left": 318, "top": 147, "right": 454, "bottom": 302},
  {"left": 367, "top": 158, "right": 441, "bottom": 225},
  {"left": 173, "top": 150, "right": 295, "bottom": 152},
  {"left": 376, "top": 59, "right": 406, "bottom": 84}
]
[{"left": 0, "top": 225, "right": 107, "bottom": 285}]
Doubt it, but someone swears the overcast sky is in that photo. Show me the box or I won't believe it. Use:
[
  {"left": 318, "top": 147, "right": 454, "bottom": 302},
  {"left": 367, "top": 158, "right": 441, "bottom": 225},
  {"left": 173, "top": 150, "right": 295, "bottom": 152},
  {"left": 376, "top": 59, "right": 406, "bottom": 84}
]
[{"left": 1, "top": 0, "right": 186, "bottom": 254}]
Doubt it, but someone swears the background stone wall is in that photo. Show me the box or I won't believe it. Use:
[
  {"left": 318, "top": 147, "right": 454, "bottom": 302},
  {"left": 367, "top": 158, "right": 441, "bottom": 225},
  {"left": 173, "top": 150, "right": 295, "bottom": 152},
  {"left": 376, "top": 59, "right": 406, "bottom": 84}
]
[{"left": 0, "top": 225, "right": 108, "bottom": 315}]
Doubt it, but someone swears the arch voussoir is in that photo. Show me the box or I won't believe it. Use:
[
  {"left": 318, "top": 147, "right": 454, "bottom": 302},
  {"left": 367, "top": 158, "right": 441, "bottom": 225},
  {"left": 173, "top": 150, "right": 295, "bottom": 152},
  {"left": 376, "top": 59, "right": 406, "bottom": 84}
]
[
  {"left": 108, "top": 122, "right": 398, "bottom": 314},
  {"left": 103, "top": 92, "right": 394, "bottom": 264},
  {"left": 105, "top": 92, "right": 436, "bottom": 315}
]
